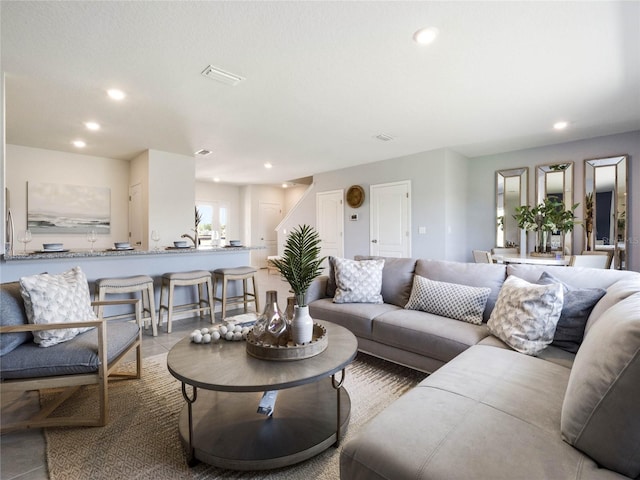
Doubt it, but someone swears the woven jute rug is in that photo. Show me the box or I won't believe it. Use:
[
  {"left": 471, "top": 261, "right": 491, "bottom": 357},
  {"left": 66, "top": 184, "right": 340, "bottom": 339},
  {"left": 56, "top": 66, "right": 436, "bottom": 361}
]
[{"left": 44, "top": 351, "right": 426, "bottom": 480}]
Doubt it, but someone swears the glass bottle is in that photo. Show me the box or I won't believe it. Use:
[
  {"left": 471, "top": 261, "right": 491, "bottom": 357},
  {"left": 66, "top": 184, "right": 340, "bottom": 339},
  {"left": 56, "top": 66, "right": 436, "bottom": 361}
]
[
  {"left": 285, "top": 296, "right": 296, "bottom": 323},
  {"left": 253, "top": 291, "right": 289, "bottom": 346}
]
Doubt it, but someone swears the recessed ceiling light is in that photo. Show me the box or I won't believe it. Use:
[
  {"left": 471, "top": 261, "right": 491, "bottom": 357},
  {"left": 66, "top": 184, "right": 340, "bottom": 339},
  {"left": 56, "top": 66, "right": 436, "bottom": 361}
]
[
  {"left": 72, "top": 140, "right": 86, "bottom": 148},
  {"left": 213, "top": 177, "right": 220, "bottom": 182},
  {"left": 282, "top": 183, "right": 288, "bottom": 188},
  {"left": 107, "top": 89, "right": 126, "bottom": 101},
  {"left": 413, "top": 27, "right": 439, "bottom": 45},
  {"left": 554, "top": 121, "right": 569, "bottom": 130},
  {"left": 264, "top": 162, "right": 273, "bottom": 169},
  {"left": 84, "top": 121, "right": 100, "bottom": 131}
]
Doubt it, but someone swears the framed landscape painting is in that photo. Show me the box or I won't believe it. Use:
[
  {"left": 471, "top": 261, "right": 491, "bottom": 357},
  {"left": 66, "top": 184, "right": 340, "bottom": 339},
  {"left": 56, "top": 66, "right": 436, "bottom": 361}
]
[{"left": 27, "top": 182, "right": 111, "bottom": 234}]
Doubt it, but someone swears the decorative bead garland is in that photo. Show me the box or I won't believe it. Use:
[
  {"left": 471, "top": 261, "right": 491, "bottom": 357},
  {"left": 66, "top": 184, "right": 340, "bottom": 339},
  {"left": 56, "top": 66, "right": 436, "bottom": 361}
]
[{"left": 190, "top": 321, "right": 251, "bottom": 344}]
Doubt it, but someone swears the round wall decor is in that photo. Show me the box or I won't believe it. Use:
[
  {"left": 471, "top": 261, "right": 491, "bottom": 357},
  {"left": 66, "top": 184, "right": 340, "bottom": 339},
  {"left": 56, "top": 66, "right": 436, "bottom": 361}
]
[{"left": 346, "top": 185, "right": 365, "bottom": 208}]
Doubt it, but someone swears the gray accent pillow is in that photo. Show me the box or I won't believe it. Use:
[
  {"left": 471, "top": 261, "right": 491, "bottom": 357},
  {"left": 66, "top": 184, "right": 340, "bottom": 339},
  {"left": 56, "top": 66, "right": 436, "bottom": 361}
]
[
  {"left": 487, "top": 275, "right": 563, "bottom": 355},
  {"left": 0, "top": 282, "right": 31, "bottom": 356},
  {"left": 20, "top": 267, "right": 96, "bottom": 347},
  {"left": 333, "top": 258, "right": 384, "bottom": 304},
  {"left": 536, "top": 271, "right": 606, "bottom": 353},
  {"left": 561, "top": 292, "right": 640, "bottom": 478},
  {"left": 405, "top": 275, "right": 490, "bottom": 325}
]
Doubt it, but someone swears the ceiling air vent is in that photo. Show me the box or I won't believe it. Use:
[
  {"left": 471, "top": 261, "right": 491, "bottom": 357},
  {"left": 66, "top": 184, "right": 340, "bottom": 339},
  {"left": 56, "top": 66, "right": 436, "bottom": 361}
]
[
  {"left": 194, "top": 149, "right": 212, "bottom": 156},
  {"left": 201, "top": 65, "right": 245, "bottom": 86},
  {"left": 374, "top": 133, "right": 394, "bottom": 142}
]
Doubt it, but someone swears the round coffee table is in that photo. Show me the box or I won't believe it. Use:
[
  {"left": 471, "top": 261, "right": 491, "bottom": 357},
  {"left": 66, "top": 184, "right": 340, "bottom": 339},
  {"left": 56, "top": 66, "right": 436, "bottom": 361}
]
[{"left": 167, "top": 319, "right": 358, "bottom": 470}]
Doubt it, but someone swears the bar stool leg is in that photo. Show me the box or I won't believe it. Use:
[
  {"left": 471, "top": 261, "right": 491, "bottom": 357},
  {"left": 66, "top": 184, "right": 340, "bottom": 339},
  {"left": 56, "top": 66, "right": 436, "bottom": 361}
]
[
  {"left": 221, "top": 277, "right": 228, "bottom": 320},
  {"left": 252, "top": 275, "right": 261, "bottom": 312},
  {"left": 167, "top": 281, "right": 175, "bottom": 334},
  {"left": 146, "top": 282, "right": 158, "bottom": 337},
  {"left": 206, "top": 277, "right": 214, "bottom": 323}
]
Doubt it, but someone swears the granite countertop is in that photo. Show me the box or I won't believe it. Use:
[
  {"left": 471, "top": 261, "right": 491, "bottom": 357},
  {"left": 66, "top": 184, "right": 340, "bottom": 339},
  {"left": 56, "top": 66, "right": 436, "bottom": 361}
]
[{"left": 3, "top": 245, "right": 258, "bottom": 262}]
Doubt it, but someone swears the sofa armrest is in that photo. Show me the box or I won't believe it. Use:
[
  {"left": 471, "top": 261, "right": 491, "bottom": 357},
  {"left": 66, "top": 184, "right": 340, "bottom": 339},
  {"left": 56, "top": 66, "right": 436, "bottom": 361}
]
[{"left": 306, "top": 276, "right": 329, "bottom": 303}]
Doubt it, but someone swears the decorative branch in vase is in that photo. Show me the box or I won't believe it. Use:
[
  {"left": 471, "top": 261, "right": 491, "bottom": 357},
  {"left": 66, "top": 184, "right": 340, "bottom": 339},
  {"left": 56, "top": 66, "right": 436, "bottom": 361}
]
[{"left": 271, "top": 224, "right": 326, "bottom": 344}]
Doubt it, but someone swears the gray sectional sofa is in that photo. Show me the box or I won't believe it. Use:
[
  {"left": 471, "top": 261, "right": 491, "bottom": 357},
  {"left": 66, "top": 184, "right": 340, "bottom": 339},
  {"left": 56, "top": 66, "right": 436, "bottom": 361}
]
[{"left": 306, "top": 257, "right": 640, "bottom": 480}]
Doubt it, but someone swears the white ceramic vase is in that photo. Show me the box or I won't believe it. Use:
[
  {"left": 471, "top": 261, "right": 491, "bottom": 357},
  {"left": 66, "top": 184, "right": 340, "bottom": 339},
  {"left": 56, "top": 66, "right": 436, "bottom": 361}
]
[{"left": 291, "top": 305, "right": 314, "bottom": 344}]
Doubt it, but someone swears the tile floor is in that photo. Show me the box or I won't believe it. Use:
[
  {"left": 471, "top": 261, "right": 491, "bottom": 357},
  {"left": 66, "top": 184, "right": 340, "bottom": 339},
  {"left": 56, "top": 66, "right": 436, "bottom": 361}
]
[{"left": 1, "top": 268, "right": 293, "bottom": 480}]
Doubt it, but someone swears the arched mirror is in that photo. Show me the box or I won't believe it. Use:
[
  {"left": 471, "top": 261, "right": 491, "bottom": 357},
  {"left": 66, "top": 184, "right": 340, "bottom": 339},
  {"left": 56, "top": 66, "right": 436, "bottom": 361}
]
[
  {"left": 584, "top": 155, "right": 628, "bottom": 269},
  {"left": 496, "top": 167, "right": 528, "bottom": 249},
  {"left": 536, "top": 162, "right": 574, "bottom": 254}
]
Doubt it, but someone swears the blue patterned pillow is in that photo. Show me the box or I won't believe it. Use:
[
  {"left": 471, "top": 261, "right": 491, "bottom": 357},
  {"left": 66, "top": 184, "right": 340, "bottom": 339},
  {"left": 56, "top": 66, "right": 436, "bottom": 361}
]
[
  {"left": 333, "top": 258, "right": 384, "bottom": 304},
  {"left": 405, "top": 275, "right": 490, "bottom": 325}
]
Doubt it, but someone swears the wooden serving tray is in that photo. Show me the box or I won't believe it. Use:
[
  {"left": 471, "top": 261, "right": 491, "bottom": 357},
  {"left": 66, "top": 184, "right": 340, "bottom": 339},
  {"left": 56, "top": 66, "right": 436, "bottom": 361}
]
[{"left": 246, "top": 323, "right": 328, "bottom": 361}]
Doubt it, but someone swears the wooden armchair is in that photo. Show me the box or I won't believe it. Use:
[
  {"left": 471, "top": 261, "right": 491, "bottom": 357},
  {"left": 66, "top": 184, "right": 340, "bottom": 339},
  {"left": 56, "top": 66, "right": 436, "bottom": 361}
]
[{"left": 0, "top": 296, "right": 142, "bottom": 433}]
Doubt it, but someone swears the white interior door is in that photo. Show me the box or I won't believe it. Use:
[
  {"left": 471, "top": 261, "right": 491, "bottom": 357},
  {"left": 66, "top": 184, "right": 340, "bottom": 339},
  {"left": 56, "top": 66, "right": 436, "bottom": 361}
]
[
  {"left": 370, "top": 181, "right": 411, "bottom": 257},
  {"left": 129, "top": 183, "right": 143, "bottom": 247},
  {"left": 256, "top": 201, "right": 282, "bottom": 268},
  {"left": 316, "top": 190, "right": 344, "bottom": 267}
]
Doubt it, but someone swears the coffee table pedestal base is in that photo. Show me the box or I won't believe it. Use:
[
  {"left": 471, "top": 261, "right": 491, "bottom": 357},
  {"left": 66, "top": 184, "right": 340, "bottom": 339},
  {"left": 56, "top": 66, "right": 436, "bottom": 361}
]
[{"left": 178, "top": 378, "right": 350, "bottom": 470}]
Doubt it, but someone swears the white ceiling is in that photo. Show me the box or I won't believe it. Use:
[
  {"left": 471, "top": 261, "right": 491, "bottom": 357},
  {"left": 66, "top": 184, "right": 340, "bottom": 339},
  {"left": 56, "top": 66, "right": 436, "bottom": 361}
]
[{"left": 2, "top": 1, "right": 639, "bottom": 185}]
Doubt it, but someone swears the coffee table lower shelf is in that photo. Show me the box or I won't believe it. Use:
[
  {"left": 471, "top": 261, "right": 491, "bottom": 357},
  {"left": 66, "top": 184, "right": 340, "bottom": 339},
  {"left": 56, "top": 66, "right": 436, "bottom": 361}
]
[{"left": 178, "top": 378, "right": 351, "bottom": 470}]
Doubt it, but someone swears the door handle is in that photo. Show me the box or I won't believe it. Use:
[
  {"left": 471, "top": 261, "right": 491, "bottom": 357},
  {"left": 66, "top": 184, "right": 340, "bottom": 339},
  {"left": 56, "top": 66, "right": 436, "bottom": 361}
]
[{"left": 371, "top": 239, "right": 378, "bottom": 243}]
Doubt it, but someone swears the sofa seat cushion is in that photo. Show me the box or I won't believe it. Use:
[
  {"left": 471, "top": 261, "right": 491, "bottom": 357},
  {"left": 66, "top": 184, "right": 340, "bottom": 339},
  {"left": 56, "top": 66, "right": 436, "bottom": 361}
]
[
  {"left": 308, "top": 298, "right": 399, "bottom": 339},
  {"left": 478, "top": 334, "right": 576, "bottom": 369},
  {"left": 0, "top": 322, "right": 139, "bottom": 380},
  {"left": 371, "top": 309, "right": 489, "bottom": 363},
  {"left": 341, "top": 345, "right": 621, "bottom": 480},
  {"left": 415, "top": 259, "right": 506, "bottom": 321}
]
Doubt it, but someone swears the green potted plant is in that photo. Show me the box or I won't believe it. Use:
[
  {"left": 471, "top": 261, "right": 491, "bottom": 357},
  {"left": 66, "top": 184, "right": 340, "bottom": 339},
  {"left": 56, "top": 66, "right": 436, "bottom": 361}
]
[
  {"left": 271, "top": 224, "right": 325, "bottom": 344},
  {"left": 514, "top": 198, "right": 579, "bottom": 254}
]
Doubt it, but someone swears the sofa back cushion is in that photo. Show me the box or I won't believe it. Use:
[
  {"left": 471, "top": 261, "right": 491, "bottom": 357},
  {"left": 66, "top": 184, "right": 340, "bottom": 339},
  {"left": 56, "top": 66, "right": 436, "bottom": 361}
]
[
  {"left": 584, "top": 278, "right": 640, "bottom": 336},
  {"left": 415, "top": 260, "right": 506, "bottom": 320},
  {"left": 560, "top": 292, "right": 640, "bottom": 478},
  {"left": 0, "top": 282, "right": 31, "bottom": 356},
  {"left": 507, "top": 264, "right": 638, "bottom": 290},
  {"left": 354, "top": 256, "right": 417, "bottom": 307}
]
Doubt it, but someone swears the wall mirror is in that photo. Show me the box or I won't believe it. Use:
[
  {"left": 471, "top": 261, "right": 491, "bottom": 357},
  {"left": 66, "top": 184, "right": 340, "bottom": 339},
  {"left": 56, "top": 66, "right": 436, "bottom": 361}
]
[
  {"left": 584, "top": 155, "right": 628, "bottom": 269},
  {"left": 496, "top": 167, "right": 528, "bottom": 249},
  {"left": 536, "top": 161, "right": 574, "bottom": 254}
]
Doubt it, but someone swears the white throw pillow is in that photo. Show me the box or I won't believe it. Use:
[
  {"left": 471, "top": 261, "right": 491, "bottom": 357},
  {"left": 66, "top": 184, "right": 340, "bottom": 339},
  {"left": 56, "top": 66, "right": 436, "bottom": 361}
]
[
  {"left": 405, "top": 275, "right": 490, "bottom": 325},
  {"left": 333, "top": 258, "right": 384, "bottom": 304},
  {"left": 20, "top": 267, "right": 96, "bottom": 347},
  {"left": 487, "top": 275, "right": 564, "bottom": 355}
]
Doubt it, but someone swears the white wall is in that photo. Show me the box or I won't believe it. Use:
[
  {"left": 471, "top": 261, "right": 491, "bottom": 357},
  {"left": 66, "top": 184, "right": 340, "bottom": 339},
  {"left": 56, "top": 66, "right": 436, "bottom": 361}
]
[
  {"left": 147, "top": 149, "right": 195, "bottom": 248},
  {"left": 5, "top": 144, "right": 130, "bottom": 251},
  {"left": 466, "top": 130, "right": 640, "bottom": 271},
  {"left": 284, "top": 148, "right": 468, "bottom": 261}
]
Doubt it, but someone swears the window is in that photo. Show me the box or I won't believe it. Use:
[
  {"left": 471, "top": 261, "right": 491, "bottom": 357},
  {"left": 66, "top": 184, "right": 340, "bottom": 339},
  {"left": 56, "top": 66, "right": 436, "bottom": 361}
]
[{"left": 196, "top": 201, "right": 228, "bottom": 246}]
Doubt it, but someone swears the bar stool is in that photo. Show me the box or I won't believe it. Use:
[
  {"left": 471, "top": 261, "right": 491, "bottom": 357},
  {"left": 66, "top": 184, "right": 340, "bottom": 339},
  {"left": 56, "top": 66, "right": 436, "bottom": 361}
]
[
  {"left": 212, "top": 266, "right": 260, "bottom": 320},
  {"left": 94, "top": 275, "right": 158, "bottom": 336},
  {"left": 158, "top": 270, "right": 214, "bottom": 333}
]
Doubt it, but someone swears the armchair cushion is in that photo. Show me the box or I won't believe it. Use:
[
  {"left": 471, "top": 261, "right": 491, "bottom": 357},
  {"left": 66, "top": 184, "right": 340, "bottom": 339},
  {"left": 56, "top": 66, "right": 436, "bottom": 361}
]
[
  {"left": 0, "top": 321, "right": 140, "bottom": 380},
  {"left": 0, "top": 282, "right": 31, "bottom": 356},
  {"left": 19, "top": 267, "right": 96, "bottom": 347}
]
